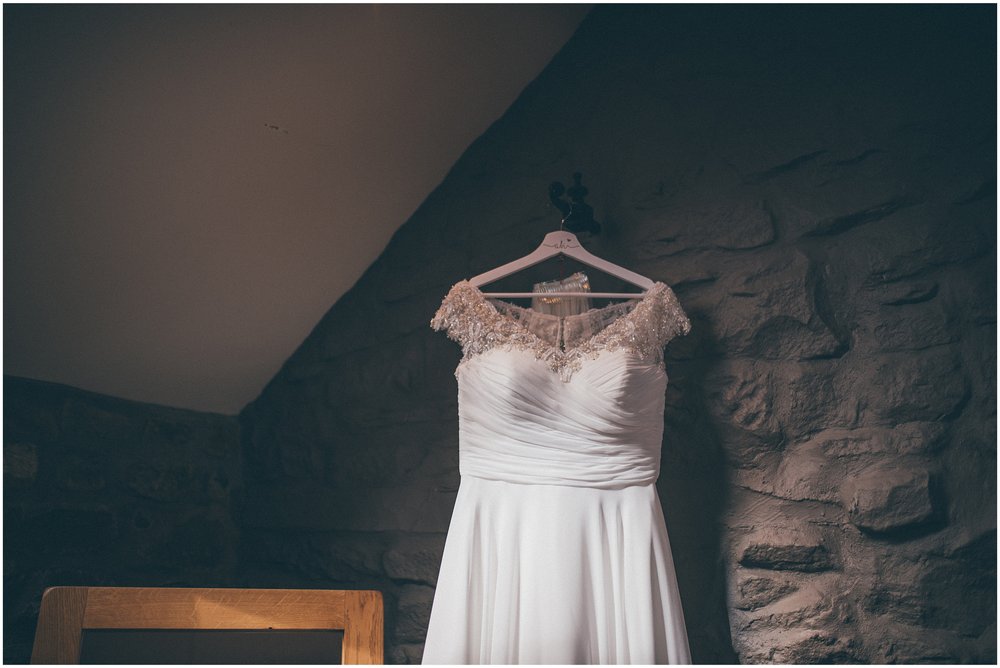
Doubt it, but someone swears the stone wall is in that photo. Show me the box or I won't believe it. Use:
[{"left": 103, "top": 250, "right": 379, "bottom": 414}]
[
  {"left": 3, "top": 375, "right": 243, "bottom": 663},
  {"left": 239, "top": 5, "right": 995, "bottom": 662}
]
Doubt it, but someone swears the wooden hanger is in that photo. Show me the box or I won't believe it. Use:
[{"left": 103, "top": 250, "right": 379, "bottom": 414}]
[{"left": 468, "top": 230, "right": 654, "bottom": 299}]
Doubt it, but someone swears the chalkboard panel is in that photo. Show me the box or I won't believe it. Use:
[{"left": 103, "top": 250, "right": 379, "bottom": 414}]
[{"left": 79, "top": 628, "right": 344, "bottom": 664}]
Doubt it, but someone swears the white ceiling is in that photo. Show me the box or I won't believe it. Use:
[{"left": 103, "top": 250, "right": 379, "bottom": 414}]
[{"left": 3, "top": 3, "right": 591, "bottom": 415}]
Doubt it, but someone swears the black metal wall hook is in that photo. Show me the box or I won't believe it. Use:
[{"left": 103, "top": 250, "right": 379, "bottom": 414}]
[{"left": 548, "top": 172, "right": 601, "bottom": 235}]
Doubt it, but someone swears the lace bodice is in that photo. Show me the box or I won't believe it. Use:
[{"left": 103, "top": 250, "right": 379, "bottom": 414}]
[{"left": 430, "top": 279, "right": 691, "bottom": 382}]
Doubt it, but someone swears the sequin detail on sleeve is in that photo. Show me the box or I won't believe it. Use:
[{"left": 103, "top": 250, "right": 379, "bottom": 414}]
[
  {"left": 430, "top": 280, "right": 561, "bottom": 376},
  {"left": 429, "top": 281, "right": 476, "bottom": 349},
  {"left": 654, "top": 281, "right": 692, "bottom": 349}
]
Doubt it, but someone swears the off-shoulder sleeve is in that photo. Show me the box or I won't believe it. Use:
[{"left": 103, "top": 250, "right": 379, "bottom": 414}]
[{"left": 654, "top": 282, "right": 692, "bottom": 348}]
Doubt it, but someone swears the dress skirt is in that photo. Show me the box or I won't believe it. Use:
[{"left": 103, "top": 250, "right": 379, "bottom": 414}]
[{"left": 421, "top": 474, "right": 692, "bottom": 664}]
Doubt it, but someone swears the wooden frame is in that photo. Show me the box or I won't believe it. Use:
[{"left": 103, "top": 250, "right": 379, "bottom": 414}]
[{"left": 30, "top": 586, "right": 384, "bottom": 664}]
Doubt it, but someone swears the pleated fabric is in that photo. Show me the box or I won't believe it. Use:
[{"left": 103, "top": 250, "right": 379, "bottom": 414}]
[
  {"left": 421, "top": 347, "right": 692, "bottom": 665},
  {"left": 458, "top": 347, "right": 666, "bottom": 489},
  {"left": 421, "top": 475, "right": 691, "bottom": 664}
]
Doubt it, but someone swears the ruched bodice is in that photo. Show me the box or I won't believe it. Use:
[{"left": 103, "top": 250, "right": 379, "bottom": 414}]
[{"left": 459, "top": 348, "right": 667, "bottom": 488}]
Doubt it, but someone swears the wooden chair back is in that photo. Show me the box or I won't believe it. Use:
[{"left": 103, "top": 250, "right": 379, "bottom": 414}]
[{"left": 30, "top": 586, "right": 383, "bottom": 664}]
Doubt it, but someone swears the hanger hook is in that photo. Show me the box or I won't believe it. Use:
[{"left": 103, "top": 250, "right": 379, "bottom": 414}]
[{"left": 557, "top": 203, "right": 576, "bottom": 269}]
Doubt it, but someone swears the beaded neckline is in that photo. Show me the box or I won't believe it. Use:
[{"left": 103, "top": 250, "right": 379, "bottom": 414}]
[
  {"left": 431, "top": 278, "right": 690, "bottom": 382},
  {"left": 466, "top": 280, "right": 658, "bottom": 357},
  {"left": 486, "top": 294, "right": 637, "bottom": 324}
]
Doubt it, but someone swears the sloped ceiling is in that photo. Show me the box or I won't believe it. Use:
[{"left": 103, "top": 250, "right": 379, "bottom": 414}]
[{"left": 3, "top": 3, "right": 591, "bottom": 415}]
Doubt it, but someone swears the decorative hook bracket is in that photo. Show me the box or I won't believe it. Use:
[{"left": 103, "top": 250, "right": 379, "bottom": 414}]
[{"left": 548, "top": 172, "right": 601, "bottom": 235}]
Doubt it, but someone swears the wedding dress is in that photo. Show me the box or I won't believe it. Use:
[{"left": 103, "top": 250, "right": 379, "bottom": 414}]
[{"left": 422, "top": 274, "right": 693, "bottom": 664}]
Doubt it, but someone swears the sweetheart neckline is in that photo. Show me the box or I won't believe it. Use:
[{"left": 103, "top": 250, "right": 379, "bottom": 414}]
[{"left": 461, "top": 279, "right": 668, "bottom": 359}]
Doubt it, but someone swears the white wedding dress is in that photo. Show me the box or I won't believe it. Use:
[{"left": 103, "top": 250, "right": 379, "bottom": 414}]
[{"left": 423, "top": 276, "right": 693, "bottom": 665}]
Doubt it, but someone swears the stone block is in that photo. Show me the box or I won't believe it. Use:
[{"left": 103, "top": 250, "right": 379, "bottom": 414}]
[
  {"left": 772, "top": 631, "right": 863, "bottom": 663},
  {"left": 862, "top": 580, "right": 925, "bottom": 626},
  {"left": 840, "top": 464, "right": 939, "bottom": 535},
  {"left": 737, "top": 525, "right": 835, "bottom": 572},
  {"left": 771, "top": 440, "right": 844, "bottom": 503},
  {"left": 878, "top": 280, "right": 939, "bottom": 306},
  {"left": 862, "top": 205, "right": 993, "bottom": 288},
  {"left": 809, "top": 422, "right": 948, "bottom": 457},
  {"left": 876, "top": 629, "right": 961, "bottom": 664},
  {"left": 736, "top": 583, "right": 825, "bottom": 630},
  {"left": 388, "top": 642, "right": 425, "bottom": 664},
  {"left": 704, "top": 250, "right": 843, "bottom": 360},
  {"left": 383, "top": 534, "right": 446, "bottom": 586},
  {"left": 917, "top": 531, "right": 995, "bottom": 636},
  {"left": 706, "top": 361, "right": 779, "bottom": 437},
  {"left": 858, "top": 552, "right": 928, "bottom": 624},
  {"left": 717, "top": 423, "right": 785, "bottom": 470},
  {"left": 854, "top": 299, "right": 958, "bottom": 353},
  {"left": 860, "top": 351, "right": 969, "bottom": 425},
  {"left": 873, "top": 310, "right": 957, "bottom": 352},
  {"left": 731, "top": 580, "right": 857, "bottom": 660},
  {"left": 736, "top": 576, "right": 799, "bottom": 611},
  {"left": 395, "top": 584, "right": 436, "bottom": 643},
  {"left": 773, "top": 362, "right": 846, "bottom": 439}
]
